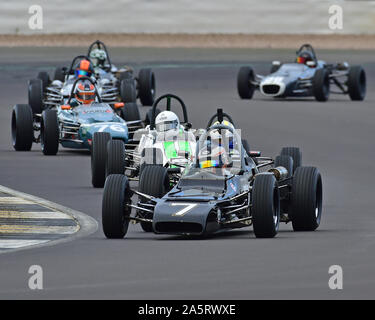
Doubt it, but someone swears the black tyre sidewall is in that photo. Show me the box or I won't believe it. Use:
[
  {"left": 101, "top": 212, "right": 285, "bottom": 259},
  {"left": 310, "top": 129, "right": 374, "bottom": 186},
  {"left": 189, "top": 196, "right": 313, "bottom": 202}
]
[
  {"left": 348, "top": 66, "right": 366, "bottom": 101},
  {"left": 102, "top": 174, "right": 131, "bottom": 238},
  {"left": 121, "top": 102, "right": 140, "bottom": 121},
  {"left": 252, "top": 174, "right": 280, "bottom": 238},
  {"left": 11, "top": 104, "right": 34, "bottom": 151},
  {"left": 313, "top": 68, "right": 330, "bottom": 102},
  {"left": 106, "top": 140, "right": 126, "bottom": 177},
  {"left": 237, "top": 66, "right": 255, "bottom": 99},
  {"left": 120, "top": 79, "right": 137, "bottom": 103},
  {"left": 91, "top": 132, "right": 111, "bottom": 188},
  {"left": 280, "top": 147, "right": 302, "bottom": 173},
  {"left": 41, "top": 109, "right": 59, "bottom": 155},
  {"left": 138, "top": 69, "right": 155, "bottom": 106},
  {"left": 290, "top": 167, "right": 323, "bottom": 231},
  {"left": 28, "top": 79, "right": 44, "bottom": 114}
]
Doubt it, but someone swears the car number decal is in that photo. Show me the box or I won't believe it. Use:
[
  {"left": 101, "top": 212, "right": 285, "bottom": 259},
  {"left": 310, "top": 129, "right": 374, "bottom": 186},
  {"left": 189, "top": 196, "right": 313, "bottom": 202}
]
[
  {"left": 96, "top": 124, "right": 126, "bottom": 133},
  {"left": 171, "top": 203, "right": 198, "bottom": 217}
]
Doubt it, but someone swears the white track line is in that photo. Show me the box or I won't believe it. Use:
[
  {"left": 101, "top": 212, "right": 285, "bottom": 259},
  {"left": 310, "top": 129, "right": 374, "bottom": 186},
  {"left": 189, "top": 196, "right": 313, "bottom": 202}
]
[
  {"left": 0, "top": 239, "right": 49, "bottom": 249},
  {"left": 0, "top": 185, "right": 98, "bottom": 254}
]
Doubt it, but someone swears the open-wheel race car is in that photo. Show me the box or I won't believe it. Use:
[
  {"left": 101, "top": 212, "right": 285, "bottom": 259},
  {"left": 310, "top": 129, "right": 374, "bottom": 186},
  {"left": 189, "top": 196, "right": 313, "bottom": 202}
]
[
  {"left": 101, "top": 114, "right": 323, "bottom": 239},
  {"left": 237, "top": 44, "right": 366, "bottom": 102},
  {"left": 30, "top": 40, "right": 155, "bottom": 114},
  {"left": 90, "top": 93, "right": 196, "bottom": 190},
  {"left": 11, "top": 76, "right": 142, "bottom": 156}
]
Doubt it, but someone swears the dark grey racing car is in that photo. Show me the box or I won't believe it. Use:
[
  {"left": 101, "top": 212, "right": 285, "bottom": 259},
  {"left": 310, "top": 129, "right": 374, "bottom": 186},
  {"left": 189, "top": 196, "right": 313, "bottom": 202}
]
[
  {"left": 101, "top": 113, "right": 323, "bottom": 239},
  {"left": 237, "top": 44, "right": 366, "bottom": 102}
]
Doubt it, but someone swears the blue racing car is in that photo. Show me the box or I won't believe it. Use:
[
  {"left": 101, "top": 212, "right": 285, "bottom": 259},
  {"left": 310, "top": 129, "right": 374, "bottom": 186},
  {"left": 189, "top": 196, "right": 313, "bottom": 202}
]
[{"left": 11, "top": 76, "right": 142, "bottom": 155}]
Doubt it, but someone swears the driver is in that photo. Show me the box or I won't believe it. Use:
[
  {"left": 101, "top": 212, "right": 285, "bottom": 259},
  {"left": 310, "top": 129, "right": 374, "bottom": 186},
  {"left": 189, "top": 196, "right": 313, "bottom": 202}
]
[
  {"left": 155, "top": 111, "right": 180, "bottom": 133},
  {"left": 198, "top": 137, "right": 231, "bottom": 169},
  {"left": 296, "top": 51, "right": 314, "bottom": 66},
  {"left": 74, "top": 59, "right": 95, "bottom": 79},
  {"left": 89, "top": 48, "right": 107, "bottom": 68},
  {"left": 69, "top": 80, "right": 96, "bottom": 107}
]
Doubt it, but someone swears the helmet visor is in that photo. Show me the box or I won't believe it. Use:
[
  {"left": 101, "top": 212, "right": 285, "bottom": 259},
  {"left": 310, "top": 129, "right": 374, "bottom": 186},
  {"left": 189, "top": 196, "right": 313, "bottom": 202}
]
[
  {"left": 75, "top": 69, "right": 91, "bottom": 78},
  {"left": 156, "top": 120, "right": 178, "bottom": 132}
]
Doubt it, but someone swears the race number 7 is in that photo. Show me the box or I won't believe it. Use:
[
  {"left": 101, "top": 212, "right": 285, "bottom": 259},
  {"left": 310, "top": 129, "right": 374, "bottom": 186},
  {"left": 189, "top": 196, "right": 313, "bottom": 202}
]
[{"left": 171, "top": 203, "right": 197, "bottom": 217}]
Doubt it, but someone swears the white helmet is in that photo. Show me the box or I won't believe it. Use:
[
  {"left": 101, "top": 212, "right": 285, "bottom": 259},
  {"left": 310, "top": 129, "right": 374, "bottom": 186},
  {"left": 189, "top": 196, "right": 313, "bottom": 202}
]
[
  {"left": 90, "top": 49, "right": 107, "bottom": 67},
  {"left": 155, "top": 111, "right": 180, "bottom": 132}
]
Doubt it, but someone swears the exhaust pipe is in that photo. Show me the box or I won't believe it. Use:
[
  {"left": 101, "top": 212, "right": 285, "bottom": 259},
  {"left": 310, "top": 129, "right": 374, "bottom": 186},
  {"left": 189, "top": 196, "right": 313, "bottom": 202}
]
[{"left": 268, "top": 166, "right": 289, "bottom": 181}]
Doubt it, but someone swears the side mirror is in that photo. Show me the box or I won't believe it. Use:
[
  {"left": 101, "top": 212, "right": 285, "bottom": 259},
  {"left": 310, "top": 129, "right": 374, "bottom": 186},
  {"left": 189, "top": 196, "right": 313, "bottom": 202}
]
[{"left": 114, "top": 102, "right": 124, "bottom": 109}]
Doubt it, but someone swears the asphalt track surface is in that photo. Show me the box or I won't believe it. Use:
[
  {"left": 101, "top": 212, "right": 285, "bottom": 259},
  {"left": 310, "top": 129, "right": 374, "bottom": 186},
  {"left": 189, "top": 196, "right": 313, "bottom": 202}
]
[{"left": 0, "top": 47, "right": 374, "bottom": 299}]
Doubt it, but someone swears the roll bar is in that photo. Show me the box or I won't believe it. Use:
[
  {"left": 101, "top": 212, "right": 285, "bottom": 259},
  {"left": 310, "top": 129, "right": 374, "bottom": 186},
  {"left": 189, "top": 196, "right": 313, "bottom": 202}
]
[
  {"left": 67, "top": 76, "right": 102, "bottom": 104},
  {"left": 149, "top": 94, "right": 189, "bottom": 130},
  {"left": 87, "top": 40, "right": 112, "bottom": 70}
]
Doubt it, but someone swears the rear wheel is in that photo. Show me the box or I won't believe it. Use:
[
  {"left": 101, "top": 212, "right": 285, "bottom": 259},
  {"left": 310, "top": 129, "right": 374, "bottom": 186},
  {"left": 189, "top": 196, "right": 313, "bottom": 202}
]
[
  {"left": 11, "top": 104, "right": 34, "bottom": 151},
  {"left": 102, "top": 174, "right": 131, "bottom": 239},
  {"left": 121, "top": 102, "right": 140, "bottom": 121},
  {"left": 280, "top": 147, "right": 301, "bottom": 174},
  {"left": 252, "top": 174, "right": 280, "bottom": 238},
  {"left": 37, "top": 71, "right": 50, "bottom": 92},
  {"left": 313, "top": 68, "right": 330, "bottom": 102},
  {"left": 348, "top": 66, "right": 366, "bottom": 101},
  {"left": 91, "top": 132, "right": 111, "bottom": 188},
  {"left": 41, "top": 109, "right": 59, "bottom": 155},
  {"left": 138, "top": 165, "right": 170, "bottom": 232},
  {"left": 274, "top": 155, "right": 293, "bottom": 179},
  {"left": 237, "top": 66, "right": 255, "bottom": 99},
  {"left": 28, "top": 79, "right": 44, "bottom": 114},
  {"left": 290, "top": 167, "right": 322, "bottom": 231},
  {"left": 120, "top": 79, "right": 136, "bottom": 103},
  {"left": 106, "top": 140, "right": 126, "bottom": 177},
  {"left": 138, "top": 68, "right": 155, "bottom": 106},
  {"left": 53, "top": 66, "right": 65, "bottom": 82}
]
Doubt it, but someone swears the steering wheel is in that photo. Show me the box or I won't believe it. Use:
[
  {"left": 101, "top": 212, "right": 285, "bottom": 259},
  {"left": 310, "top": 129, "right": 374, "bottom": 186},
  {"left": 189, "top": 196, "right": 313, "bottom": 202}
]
[
  {"left": 149, "top": 94, "right": 189, "bottom": 130},
  {"left": 67, "top": 76, "right": 102, "bottom": 104},
  {"left": 87, "top": 40, "right": 112, "bottom": 70},
  {"left": 206, "top": 108, "right": 235, "bottom": 129}
]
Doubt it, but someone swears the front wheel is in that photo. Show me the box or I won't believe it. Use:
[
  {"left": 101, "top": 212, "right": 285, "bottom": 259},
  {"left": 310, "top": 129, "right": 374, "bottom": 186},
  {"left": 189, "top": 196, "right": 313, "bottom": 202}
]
[
  {"left": 91, "top": 132, "right": 111, "bottom": 188},
  {"left": 121, "top": 102, "right": 140, "bottom": 122},
  {"left": 120, "top": 79, "right": 136, "bottom": 103},
  {"left": 237, "top": 66, "right": 255, "bottom": 99},
  {"left": 41, "top": 109, "right": 59, "bottom": 155},
  {"left": 312, "top": 68, "right": 330, "bottom": 102},
  {"left": 11, "top": 104, "right": 34, "bottom": 151},
  {"left": 252, "top": 174, "right": 280, "bottom": 238},
  {"left": 28, "top": 79, "right": 44, "bottom": 114},
  {"left": 348, "top": 65, "right": 366, "bottom": 101},
  {"left": 290, "top": 167, "right": 323, "bottom": 231},
  {"left": 102, "top": 174, "right": 131, "bottom": 239},
  {"left": 138, "top": 68, "right": 155, "bottom": 106},
  {"left": 106, "top": 140, "right": 126, "bottom": 177},
  {"left": 138, "top": 165, "right": 170, "bottom": 232}
]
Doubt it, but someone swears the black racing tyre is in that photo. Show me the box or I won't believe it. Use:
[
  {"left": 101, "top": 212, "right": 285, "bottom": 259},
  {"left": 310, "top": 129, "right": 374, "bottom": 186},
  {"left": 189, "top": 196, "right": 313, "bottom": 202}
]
[
  {"left": 290, "top": 167, "right": 323, "bottom": 231},
  {"left": 11, "top": 104, "right": 34, "bottom": 151},
  {"left": 270, "top": 64, "right": 281, "bottom": 74},
  {"left": 138, "top": 68, "right": 156, "bottom": 106},
  {"left": 41, "top": 109, "right": 59, "bottom": 155},
  {"left": 237, "top": 66, "right": 255, "bottom": 99},
  {"left": 121, "top": 102, "right": 140, "bottom": 121},
  {"left": 347, "top": 66, "right": 366, "bottom": 101},
  {"left": 280, "top": 147, "right": 302, "bottom": 174},
  {"left": 120, "top": 79, "right": 136, "bottom": 103},
  {"left": 54, "top": 66, "right": 65, "bottom": 82},
  {"left": 144, "top": 108, "right": 161, "bottom": 126},
  {"left": 312, "top": 68, "right": 330, "bottom": 102},
  {"left": 91, "top": 132, "right": 111, "bottom": 188},
  {"left": 252, "top": 174, "right": 280, "bottom": 238},
  {"left": 37, "top": 71, "right": 50, "bottom": 92},
  {"left": 119, "top": 71, "right": 133, "bottom": 81},
  {"left": 138, "top": 165, "right": 170, "bottom": 232},
  {"left": 102, "top": 174, "right": 131, "bottom": 238},
  {"left": 28, "top": 79, "right": 44, "bottom": 114},
  {"left": 106, "top": 140, "right": 126, "bottom": 177},
  {"left": 274, "top": 155, "right": 293, "bottom": 179}
]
